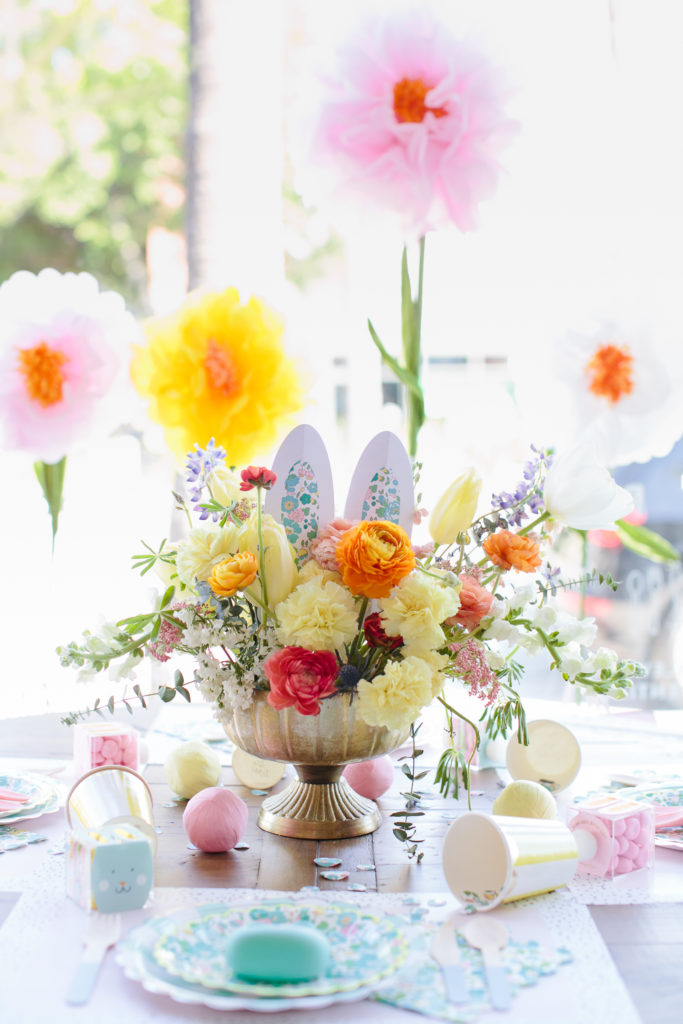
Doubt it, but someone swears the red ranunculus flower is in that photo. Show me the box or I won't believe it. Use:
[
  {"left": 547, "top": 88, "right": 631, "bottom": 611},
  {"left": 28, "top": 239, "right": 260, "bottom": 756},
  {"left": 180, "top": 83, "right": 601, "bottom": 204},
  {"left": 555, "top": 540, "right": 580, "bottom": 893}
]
[
  {"left": 363, "top": 611, "right": 403, "bottom": 651},
  {"left": 240, "top": 465, "right": 277, "bottom": 491},
  {"left": 264, "top": 646, "right": 339, "bottom": 716}
]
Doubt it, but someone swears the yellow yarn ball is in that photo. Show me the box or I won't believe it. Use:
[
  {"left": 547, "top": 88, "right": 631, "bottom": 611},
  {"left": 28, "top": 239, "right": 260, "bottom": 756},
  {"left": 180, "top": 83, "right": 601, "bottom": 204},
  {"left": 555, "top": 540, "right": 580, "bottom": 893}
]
[
  {"left": 492, "top": 780, "right": 557, "bottom": 819},
  {"left": 164, "top": 741, "right": 221, "bottom": 799}
]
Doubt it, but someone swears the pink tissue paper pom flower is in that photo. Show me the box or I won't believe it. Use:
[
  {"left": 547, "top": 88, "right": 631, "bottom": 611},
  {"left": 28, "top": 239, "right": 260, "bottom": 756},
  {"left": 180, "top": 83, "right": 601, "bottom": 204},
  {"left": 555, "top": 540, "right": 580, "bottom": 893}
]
[
  {"left": 0, "top": 268, "right": 138, "bottom": 463},
  {"left": 304, "top": 7, "right": 517, "bottom": 236}
]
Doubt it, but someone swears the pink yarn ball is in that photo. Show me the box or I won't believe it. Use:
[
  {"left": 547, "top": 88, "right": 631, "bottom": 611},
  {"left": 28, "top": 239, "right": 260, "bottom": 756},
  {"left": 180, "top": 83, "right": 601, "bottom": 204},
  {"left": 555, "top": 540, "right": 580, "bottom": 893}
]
[
  {"left": 183, "top": 788, "right": 248, "bottom": 853},
  {"left": 343, "top": 756, "right": 394, "bottom": 799}
]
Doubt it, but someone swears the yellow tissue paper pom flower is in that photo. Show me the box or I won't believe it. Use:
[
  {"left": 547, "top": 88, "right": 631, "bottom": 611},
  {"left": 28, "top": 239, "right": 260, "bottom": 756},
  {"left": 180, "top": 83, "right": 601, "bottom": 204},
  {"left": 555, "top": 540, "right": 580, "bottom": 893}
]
[
  {"left": 356, "top": 657, "right": 433, "bottom": 732},
  {"left": 275, "top": 577, "right": 357, "bottom": 652},
  {"left": 175, "top": 523, "right": 240, "bottom": 586},
  {"left": 208, "top": 551, "right": 259, "bottom": 598},
  {"left": 131, "top": 287, "right": 304, "bottom": 463},
  {"left": 379, "top": 571, "right": 460, "bottom": 651}
]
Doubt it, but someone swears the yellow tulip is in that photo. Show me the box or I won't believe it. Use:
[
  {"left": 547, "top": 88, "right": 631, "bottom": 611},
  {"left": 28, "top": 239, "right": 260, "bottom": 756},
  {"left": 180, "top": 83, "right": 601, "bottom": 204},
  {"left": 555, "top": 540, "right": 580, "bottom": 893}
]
[
  {"left": 237, "top": 513, "right": 299, "bottom": 609},
  {"left": 428, "top": 469, "right": 482, "bottom": 545}
]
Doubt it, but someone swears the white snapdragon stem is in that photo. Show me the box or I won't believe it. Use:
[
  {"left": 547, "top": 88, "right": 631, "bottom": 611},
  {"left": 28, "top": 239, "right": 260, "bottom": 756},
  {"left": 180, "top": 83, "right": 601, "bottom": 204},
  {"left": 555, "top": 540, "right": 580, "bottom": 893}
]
[{"left": 543, "top": 444, "right": 634, "bottom": 530}]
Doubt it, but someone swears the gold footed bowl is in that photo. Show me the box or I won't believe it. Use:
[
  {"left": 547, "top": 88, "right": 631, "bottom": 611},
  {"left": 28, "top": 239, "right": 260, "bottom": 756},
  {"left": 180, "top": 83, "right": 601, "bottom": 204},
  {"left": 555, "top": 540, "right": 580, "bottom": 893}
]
[{"left": 224, "top": 691, "right": 408, "bottom": 840}]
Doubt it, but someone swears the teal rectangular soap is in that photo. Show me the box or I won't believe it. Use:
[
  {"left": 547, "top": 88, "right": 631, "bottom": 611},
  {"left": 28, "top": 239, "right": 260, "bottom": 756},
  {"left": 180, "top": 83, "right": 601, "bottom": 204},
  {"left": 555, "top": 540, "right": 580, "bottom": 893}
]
[{"left": 225, "top": 923, "right": 331, "bottom": 983}]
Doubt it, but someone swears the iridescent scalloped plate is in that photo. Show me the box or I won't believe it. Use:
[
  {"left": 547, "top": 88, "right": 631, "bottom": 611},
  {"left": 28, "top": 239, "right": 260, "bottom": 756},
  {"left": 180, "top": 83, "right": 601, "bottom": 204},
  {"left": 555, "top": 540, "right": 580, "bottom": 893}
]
[
  {"left": 117, "top": 900, "right": 410, "bottom": 1011},
  {"left": 0, "top": 772, "right": 66, "bottom": 824}
]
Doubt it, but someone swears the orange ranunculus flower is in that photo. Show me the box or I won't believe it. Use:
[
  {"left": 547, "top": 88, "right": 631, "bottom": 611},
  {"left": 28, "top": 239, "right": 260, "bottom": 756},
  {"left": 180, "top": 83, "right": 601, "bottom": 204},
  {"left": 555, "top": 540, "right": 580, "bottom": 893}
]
[
  {"left": 208, "top": 551, "right": 259, "bottom": 597},
  {"left": 482, "top": 530, "right": 541, "bottom": 573},
  {"left": 336, "top": 520, "right": 416, "bottom": 599}
]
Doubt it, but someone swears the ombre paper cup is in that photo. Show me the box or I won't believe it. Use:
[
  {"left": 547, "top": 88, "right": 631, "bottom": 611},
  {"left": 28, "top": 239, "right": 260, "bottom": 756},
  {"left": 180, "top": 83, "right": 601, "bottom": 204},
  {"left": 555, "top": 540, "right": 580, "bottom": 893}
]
[
  {"left": 506, "top": 720, "right": 581, "bottom": 792},
  {"left": 66, "top": 766, "right": 156, "bottom": 853},
  {"left": 442, "top": 811, "right": 579, "bottom": 911}
]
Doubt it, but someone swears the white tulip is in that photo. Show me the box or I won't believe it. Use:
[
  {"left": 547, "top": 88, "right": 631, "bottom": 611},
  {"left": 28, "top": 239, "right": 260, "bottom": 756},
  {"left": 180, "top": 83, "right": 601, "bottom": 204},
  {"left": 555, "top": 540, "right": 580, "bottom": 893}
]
[{"left": 543, "top": 444, "right": 634, "bottom": 530}]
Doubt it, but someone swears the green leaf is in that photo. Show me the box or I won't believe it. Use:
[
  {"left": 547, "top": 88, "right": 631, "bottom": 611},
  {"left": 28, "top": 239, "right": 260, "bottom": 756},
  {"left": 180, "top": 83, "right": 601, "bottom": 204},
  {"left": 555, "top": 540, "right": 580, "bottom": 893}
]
[
  {"left": 176, "top": 685, "right": 191, "bottom": 702},
  {"left": 107, "top": 696, "right": 115, "bottom": 714},
  {"left": 34, "top": 456, "right": 67, "bottom": 549},
  {"left": 615, "top": 520, "right": 680, "bottom": 564},
  {"left": 367, "top": 319, "right": 423, "bottom": 399},
  {"left": 392, "top": 828, "right": 408, "bottom": 841},
  {"left": 160, "top": 584, "right": 175, "bottom": 608},
  {"left": 174, "top": 669, "right": 184, "bottom": 687},
  {"left": 158, "top": 685, "right": 176, "bottom": 702},
  {"left": 132, "top": 684, "right": 147, "bottom": 709}
]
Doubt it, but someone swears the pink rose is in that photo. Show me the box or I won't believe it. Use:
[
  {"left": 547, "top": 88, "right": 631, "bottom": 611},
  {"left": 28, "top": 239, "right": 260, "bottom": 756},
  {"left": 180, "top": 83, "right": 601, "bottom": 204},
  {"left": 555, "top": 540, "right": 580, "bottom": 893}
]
[
  {"left": 447, "top": 574, "right": 494, "bottom": 631},
  {"left": 264, "top": 647, "right": 339, "bottom": 716}
]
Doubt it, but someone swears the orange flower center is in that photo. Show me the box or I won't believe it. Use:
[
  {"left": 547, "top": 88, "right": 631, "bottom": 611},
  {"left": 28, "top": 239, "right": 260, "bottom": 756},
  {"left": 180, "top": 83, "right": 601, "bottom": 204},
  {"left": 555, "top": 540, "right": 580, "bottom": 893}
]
[
  {"left": 585, "top": 343, "right": 634, "bottom": 405},
  {"left": 18, "top": 341, "right": 68, "bottom": 407},
  {"left": 393, "top": 77, "right": 447, "bottom": 124},
  {"left": 204, "top": 339, "right": 238, "bottom": 395}
]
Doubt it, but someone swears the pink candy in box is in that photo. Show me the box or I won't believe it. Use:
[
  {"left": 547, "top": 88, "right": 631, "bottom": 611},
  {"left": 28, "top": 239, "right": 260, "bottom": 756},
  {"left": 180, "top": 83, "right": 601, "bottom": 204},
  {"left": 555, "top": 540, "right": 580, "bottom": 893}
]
[
  {"left": 73, "top": 722, "right": 139, "bottom": 776},
  {"left": 568, "top": 792, "right": 655, "bottom": 879}
]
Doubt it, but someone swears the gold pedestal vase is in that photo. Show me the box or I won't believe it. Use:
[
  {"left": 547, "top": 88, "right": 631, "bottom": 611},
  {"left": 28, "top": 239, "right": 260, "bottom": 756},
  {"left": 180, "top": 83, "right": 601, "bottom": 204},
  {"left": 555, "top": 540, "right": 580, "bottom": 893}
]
[{"left": 225, "top": 691, "right": 408, "bottom": 840}]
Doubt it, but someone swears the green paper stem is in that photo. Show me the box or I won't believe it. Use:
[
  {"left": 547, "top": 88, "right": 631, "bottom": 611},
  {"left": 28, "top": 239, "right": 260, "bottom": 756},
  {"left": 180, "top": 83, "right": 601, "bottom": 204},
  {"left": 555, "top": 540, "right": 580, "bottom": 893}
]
[{"left": 34, "top": 456, "right": 66, "bottom": 551}]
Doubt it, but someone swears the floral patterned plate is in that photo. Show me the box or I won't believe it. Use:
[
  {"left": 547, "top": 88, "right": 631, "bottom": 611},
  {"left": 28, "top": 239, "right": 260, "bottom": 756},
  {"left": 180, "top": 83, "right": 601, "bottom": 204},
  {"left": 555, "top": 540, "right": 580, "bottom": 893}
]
[
  {"left": 0, "top": 772, "right": 65, "bottom": 824},
  {"left": 145, "top": 900, "right": 409, "bottom": 997},
  {"left": 117, "top": 903, "right": 408, "bottom": 1012},
  {"left": 627, "top": 784, "right": 683, "bottom": 808}
]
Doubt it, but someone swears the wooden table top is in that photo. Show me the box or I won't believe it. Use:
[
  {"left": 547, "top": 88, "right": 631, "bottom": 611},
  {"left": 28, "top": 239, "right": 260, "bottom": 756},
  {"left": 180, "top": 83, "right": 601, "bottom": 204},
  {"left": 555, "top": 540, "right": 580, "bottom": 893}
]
[{"left": 2, "top": 708, "right": 682, "bottom": 1022}]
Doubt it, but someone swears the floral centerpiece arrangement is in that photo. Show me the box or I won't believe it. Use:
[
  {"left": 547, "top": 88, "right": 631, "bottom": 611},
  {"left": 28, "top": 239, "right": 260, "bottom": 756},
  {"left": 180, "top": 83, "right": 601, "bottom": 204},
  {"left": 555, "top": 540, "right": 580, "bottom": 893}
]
[{"left": 59, "top": 425, "right": 644, "bottom": 854}]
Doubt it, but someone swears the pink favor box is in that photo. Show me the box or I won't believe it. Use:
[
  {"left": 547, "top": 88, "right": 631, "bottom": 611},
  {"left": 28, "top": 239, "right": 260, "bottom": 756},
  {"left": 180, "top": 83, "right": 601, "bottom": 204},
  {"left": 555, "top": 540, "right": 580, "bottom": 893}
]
[
  {"left": 73, "top": 722, "right": 139, "bottom": 776},
  {"left": 568, "top": 793, "right": 655, "bottom": 879}
]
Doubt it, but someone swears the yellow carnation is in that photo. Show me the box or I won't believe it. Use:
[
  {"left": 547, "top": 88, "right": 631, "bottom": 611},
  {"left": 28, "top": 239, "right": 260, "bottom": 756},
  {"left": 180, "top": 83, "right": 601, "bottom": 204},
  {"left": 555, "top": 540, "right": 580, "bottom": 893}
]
[
  {"left": 208, "top": 551, "right": 258, "bottom": 598},
  {"left": 356, "top": 657, "right": 433, "bottom": 732},
  {"left": 175, "top": 524, "right": 240, "bottom": 586},
  {"left": 298, "top": 559, "right": 343, "bottom": 587},
  {"left": 403, "top": 646, "right": 450, "bottom": 698},
  {"left": 131, "top": 287, "right": 304, "bottom": 463},
  {"left": 379, "top": 571, "right": 461, "bottom": 651},
  {"left": 275, "top": 577, "right": 357, "bottom": 652}
]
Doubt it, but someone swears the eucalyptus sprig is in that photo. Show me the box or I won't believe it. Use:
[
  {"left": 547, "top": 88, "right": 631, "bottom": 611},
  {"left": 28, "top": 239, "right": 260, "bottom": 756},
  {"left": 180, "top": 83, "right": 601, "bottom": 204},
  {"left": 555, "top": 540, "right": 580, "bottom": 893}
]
[
  {"left": 391, "top": 721, "right": 427, "bottom": 861},
  {"left": 60, "top": 670, "right": 192, "bottom": 726}
]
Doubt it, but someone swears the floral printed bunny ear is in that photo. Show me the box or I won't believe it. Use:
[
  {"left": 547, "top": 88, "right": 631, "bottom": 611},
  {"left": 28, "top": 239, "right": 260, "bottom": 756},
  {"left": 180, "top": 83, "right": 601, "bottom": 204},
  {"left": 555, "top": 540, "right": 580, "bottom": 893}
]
[
  {"left": 344, "top": 431, "right": 414, "bottom": 538},
  {"left": 264, "top": 424, "right": 335, "bottom": 566}
]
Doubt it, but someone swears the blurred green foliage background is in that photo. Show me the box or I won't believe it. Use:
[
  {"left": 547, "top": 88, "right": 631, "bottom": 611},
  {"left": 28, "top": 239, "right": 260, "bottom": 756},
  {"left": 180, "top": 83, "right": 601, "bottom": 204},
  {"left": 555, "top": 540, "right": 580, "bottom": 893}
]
[{"left": 0, "top": 0, "right": 188, "bottom": 312}]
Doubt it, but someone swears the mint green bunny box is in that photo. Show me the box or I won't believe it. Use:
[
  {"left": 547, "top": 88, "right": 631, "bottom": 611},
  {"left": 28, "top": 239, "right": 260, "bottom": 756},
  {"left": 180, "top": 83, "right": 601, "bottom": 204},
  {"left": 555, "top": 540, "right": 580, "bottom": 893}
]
[{"left": 66, "top": 823, "right": 153, "bottom": 913}]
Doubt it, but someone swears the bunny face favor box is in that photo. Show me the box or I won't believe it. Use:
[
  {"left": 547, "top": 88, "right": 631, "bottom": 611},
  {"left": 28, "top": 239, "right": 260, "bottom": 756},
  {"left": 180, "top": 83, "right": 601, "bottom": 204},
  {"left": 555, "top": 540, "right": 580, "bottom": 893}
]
[{"left": 66, "top": 823, "right": 154, "bottom": 913}]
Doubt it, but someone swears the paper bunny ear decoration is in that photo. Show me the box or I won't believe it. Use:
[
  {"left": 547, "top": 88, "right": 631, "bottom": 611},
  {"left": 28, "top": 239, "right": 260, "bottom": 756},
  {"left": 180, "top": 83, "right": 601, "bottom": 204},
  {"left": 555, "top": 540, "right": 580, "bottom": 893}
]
[
  {"left": 265, "top": 425, "right": 335, "bottom": 567},
  {"left": 266, "top": 426, "right": 414, "bottom": 562},
  {"left": 344, "top": 431, "right": 414, "bottom": 538}
]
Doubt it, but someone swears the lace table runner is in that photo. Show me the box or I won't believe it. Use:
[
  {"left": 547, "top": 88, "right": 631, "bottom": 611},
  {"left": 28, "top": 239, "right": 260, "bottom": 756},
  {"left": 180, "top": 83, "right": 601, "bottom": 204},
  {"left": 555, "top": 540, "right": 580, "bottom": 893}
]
[{"left": 0, "top": 842, "right": 640, "bottom": 1024}]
